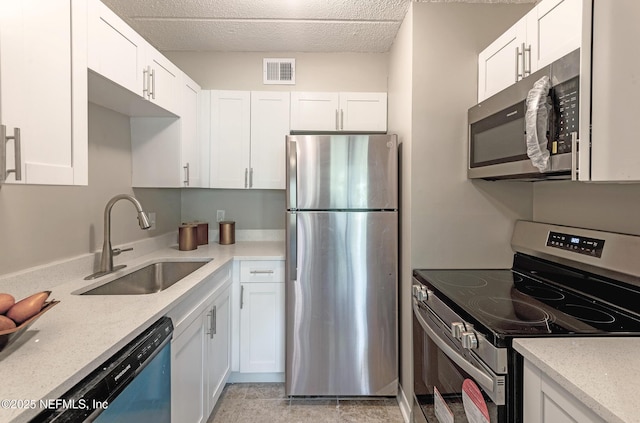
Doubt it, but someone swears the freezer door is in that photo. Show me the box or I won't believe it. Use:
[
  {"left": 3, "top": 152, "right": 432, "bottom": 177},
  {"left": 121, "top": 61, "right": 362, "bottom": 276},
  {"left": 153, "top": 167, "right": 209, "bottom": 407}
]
[
  {"left": 285, "top": 211, "right": 398, "bottom": 396},
  {"left": 286, "top": 134, "right": 398, "bottom": 210}
]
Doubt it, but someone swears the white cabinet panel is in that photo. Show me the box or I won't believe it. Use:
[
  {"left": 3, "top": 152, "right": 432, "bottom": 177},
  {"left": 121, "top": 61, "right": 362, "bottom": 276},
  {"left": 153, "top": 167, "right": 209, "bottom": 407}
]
[
  {"left": 206, "top": 286, "right": 231, "bottom": 415},
  {"left": 528, "top": 0, "right": 582, "bottom": 71},
  {"left": 291, "top": 91, "right": 387, "bottom": 132},
  {"left": 250, "top": 91, "right": 290, "bottom": 189},
  {"left": 239, "top": 260, "right": 285, "bottom": 283},
  {"left": 145, "top": 48, "right": 181, "bottom": 114},
  {"left": 181, "top": 75, "right": 206, "bottom": 188},
  {"left": 87, "top": 0, "right": 145, "bottom": 96},
  {"left": 210, "top": 91, "right": 290, "bottom": 190},
  {"left": 172, "top": 314, "right": 206, "bottom": 423},
  {"left": 339, "top": 92, "right": 387, "bottom": 132},
  {"left": 240, "top": 282, "right": 285, "bottom": 373},
  {"left": 290, "top": 92, "right": 339, "bottom": 131},
  {"left": 0, "top": 0, "right": 87, "bottom": 186},
  {"left": 478, "top": 19, "right": 528, "bottom": 101},
  {"left": 210, "top": 90, "right": 251, "bottom": 189},
  {"left": 523, "top": 360, "right": 604, "bottom": 423}
]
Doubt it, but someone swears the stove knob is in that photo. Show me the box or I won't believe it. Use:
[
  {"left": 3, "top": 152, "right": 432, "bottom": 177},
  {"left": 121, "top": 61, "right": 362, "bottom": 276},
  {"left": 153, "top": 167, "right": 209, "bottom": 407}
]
[
  {"left": 412, "top": 285, "right": 430, "bottom": 301},
  {"left": 461, "top": 331, "right": 478, "bottom": 350},
  {"left": 451, "top": 322, "right": 466, "bottom": 339}
]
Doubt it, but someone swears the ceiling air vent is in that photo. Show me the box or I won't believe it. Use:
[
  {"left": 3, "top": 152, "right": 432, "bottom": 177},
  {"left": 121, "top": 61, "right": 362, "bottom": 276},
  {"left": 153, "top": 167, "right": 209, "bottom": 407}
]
[{"left": 263, "top": 58, "right": 295, "bottom": 85}]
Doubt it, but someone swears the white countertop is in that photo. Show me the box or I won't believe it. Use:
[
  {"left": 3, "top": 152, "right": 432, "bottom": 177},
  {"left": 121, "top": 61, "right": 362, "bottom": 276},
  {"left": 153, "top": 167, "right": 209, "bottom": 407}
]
[
  {"left": 514, "top": 337, "right": 640, "bottom": 423},
  {"left": 0, "top": 241, "right": 284, "bottom": 423}
]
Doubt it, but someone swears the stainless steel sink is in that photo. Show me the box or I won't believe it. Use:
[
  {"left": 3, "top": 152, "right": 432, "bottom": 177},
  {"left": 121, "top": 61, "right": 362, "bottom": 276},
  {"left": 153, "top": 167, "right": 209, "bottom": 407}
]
[{"left": 80, "top": 260, "right": 211, "bottom": 295}]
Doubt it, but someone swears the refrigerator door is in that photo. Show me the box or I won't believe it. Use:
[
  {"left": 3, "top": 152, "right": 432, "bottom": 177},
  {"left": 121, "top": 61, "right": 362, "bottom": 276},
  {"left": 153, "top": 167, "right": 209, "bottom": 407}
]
[
  {"left": 285, "top": 211, "right": 398, "bottom": 396},
  {"left": 286, "top": 134, "right": 398, "bottom": 210}
]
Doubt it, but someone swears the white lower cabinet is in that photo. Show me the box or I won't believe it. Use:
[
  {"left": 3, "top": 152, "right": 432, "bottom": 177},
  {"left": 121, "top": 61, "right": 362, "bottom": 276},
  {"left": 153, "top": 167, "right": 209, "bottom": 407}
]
[
  {"left": 169, "top": 265, "right": 232, "bottom": 423},
  {"left": 523, "top": 360, "right": 604, "bottom": 423},
  {"left": 237, "top": 260, "right": 285, "bottom": 375}
]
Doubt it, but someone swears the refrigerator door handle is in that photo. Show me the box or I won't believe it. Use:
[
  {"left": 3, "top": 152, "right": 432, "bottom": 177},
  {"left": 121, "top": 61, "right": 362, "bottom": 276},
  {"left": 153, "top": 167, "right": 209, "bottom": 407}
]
[
  {"left": 288, "top": 213, "right": 297, "bottom": 281},
  {"left": 288, "top": 139, "right": 297, "bottom": 209}
]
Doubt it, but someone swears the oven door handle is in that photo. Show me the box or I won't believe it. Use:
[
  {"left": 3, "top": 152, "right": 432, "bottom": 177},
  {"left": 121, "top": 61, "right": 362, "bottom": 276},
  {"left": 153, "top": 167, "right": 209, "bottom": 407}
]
[{"left": 413, "top": 300, "right": 497, "bottom": 398}]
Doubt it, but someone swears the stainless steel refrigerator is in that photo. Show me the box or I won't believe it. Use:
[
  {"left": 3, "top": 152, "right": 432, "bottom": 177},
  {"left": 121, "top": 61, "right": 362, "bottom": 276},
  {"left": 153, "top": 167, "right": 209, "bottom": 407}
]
[{"left": 285, "top": 133, "right": 398, "bottom": 396}]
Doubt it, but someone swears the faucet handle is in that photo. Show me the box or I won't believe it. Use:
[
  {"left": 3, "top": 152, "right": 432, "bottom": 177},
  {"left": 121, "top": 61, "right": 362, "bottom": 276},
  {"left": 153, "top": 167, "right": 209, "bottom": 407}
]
[{"left": 112, "top": 247, "right": 133, "bottom": 256}]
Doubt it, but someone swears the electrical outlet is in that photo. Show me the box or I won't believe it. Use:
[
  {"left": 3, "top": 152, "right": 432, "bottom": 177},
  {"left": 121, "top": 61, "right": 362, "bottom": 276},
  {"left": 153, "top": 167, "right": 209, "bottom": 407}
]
[
  {"left": 216, "top": 210, "right": 225, "bottom": 222},
  {"left": 148, "top": 212, "right": 156, "bottom": 230}
]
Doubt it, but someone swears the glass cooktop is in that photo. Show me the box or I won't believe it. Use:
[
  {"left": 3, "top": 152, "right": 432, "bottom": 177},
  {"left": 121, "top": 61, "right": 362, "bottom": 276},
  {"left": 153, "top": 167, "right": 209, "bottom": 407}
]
[{"left": 413, "top": 266, "right": 640, "bottom": 340}]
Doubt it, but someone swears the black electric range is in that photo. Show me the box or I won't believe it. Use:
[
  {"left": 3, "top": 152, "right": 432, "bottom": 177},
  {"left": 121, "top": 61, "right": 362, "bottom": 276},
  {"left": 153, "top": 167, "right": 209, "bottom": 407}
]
[{"left": 412, "top": 221, "right": 640, "bottom": 423}]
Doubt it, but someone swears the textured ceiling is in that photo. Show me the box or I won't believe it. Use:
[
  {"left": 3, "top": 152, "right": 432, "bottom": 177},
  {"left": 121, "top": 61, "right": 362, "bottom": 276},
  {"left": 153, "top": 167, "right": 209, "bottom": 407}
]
[{"left": 100, "top": 0, "right": 537, "bottom": 53}]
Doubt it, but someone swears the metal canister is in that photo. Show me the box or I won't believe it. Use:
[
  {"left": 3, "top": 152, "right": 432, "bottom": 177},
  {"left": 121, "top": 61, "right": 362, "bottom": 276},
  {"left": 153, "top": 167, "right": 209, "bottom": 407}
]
[
  {"left": 219, "top": 221, "right": 235, "bottom": 245},
  {"left": 196, "top": 222, "right": 209, "bottom": 245},
  {"left": 178, "top": 224, "right": 198, "bottom": 251}
]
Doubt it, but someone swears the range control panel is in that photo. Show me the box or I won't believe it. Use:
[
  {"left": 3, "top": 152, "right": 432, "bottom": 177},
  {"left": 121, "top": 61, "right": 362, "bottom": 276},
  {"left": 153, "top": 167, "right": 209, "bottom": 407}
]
[{"left": 546, "top": 231, "right": 605, "bottom": 258}]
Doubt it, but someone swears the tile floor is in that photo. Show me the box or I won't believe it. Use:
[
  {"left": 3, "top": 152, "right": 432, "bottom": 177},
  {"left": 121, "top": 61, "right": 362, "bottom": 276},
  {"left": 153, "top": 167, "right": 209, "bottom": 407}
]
[{"left": 207, "top": 383, "right": 405, "bottom": 423}]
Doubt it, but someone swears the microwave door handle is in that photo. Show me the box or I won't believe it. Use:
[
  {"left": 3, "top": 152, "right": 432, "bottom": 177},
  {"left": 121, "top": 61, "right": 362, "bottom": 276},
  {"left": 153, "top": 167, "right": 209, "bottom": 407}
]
[{"left": 413, "top": 300, "right": 497, "bottom": 397}]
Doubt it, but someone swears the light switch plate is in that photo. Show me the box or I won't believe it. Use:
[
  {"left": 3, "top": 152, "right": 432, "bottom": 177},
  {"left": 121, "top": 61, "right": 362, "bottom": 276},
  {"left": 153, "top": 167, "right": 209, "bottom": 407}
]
[{"left": 216, "top": 210, "right": 225, "bottom": 222}]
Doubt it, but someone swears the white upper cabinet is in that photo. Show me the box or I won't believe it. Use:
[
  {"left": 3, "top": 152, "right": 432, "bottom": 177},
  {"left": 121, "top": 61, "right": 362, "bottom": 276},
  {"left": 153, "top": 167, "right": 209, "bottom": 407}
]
[
  {"left": 527, "top": 0, "right": 582, "bottom": 71},
  {"left": 210, "top": 91, "right": 252, "bottom": 189},
  {"left": 131, "top": 73, "right": 206, "bottom": 188},
  {"left": 87, "top": 0, "right": 180, "bottom": 116},
  {"left": 210, "top": 91, "right": 290, "bottom": 190},
  {"left": 478, "top": 18, "right": 528, "bottom": 102},
  {"left": 290, "top": 92, "right": 387, "bottom": 132},
  {"left": 0, "top": 0, "right": 87, "bottom": 186},
  {"left": 478, "top": 0, "right": 581, "bottom": 102},
  {"left": 250, "top": 92, "right": 290, "bottom": 190}
]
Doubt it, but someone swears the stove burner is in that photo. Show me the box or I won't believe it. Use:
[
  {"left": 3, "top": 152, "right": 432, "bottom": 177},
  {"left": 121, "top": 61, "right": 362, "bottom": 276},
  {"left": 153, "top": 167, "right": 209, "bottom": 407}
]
[
  {"left": 517, "top": 285, "right": 565, "bottom": 301},
  {"left": 558, "top": 304, "right": 616, "bottom": 324},
  {"left": 434, "top": 273, "right": 488, "bottom": 288},
  {"left": 471, "top": 297, "right": 552, "bottom": 325}
]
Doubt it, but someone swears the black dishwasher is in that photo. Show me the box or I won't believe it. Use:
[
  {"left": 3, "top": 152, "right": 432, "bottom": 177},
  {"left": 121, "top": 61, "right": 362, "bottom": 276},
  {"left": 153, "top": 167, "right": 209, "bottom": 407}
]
[{"left": 32, "top": 317, "right": 173, "bottom": 423}]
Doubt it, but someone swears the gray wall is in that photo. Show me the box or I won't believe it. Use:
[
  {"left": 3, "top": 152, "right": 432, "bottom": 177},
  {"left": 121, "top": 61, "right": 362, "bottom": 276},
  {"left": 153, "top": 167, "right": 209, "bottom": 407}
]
[
  {"left": 165, "top": 51, "right": 390, "bottom": 230},
  {"left": 388, "top": 1, "right": 535, "bottom": 408},
  {"left": 534, "top": 182, "right": 640, "bottom": 235},
  {"left": 0, "top": 104, "right": 181, "bottom": 276}
]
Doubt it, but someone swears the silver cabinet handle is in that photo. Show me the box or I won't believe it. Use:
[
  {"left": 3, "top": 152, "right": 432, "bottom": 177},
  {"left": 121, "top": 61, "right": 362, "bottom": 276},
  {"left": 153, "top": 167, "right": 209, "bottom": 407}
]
[
  {"left": 515, "top": 45, "right": 523, "bottom": 81},
  {"left": 244, "top": 168, "right": 248, "bottom": 188},
  {"left": 183, "top": 163, "right": 190, "bottom": 186},
  {"left": 143, "top": 67, "right": 149, "bottom": 98},
  {"left": 249, "top": 167, "right": 254, "bottom": 188},
  {"left": 1, "top": 125, "right": 22, "bottom": 183},
  {"left": 571, "top": 131, "right": 579, "bottom": 181},
  {"left": 240, "top": 285, "right": 245, "bottom": 309},
  {"left": 150, "top": 68, "right": 156, "bottom": 100},
  {"left": 335, "top": 109, "right": 339, "bottom": 130},
  {"left": 523, "top": 43, "right": 531, "bottom": 77},
  {"left": 340, "top": 109, "right": 344, "bottom": 130},
  {"left": 250, "top": 269, "right": 275, "bottom": 274},
  {"left": 212, "top": 305, "right": 217, "bottom": 337}
]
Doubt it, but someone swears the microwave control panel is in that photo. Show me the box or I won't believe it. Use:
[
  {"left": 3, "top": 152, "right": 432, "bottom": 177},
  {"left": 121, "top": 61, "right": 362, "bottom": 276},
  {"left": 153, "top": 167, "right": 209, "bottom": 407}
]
[
  {"left": 546, "top": 231, "right": 604, "bottom": 258},
  {"left": 550, "top": 77, "right": 579, "bottom": 155}
]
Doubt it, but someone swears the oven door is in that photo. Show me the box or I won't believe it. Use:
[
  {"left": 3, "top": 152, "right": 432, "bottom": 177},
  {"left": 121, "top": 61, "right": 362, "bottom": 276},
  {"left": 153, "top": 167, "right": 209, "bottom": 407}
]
[{"left": 413, "top": 300, "right": 506, "bottom": 423}]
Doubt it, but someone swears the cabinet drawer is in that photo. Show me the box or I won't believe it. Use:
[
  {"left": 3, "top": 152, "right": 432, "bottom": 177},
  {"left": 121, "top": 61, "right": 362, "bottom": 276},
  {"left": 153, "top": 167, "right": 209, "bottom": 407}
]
[{"left": 239, "top": 261, "right": 284, "bottom": 283}]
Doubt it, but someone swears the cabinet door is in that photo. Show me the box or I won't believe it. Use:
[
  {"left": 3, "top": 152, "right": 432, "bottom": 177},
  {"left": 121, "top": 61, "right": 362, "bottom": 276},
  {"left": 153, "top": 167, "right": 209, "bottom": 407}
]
[
  {"left": 339, "top": 92, "right": 387, "bottom": 132},
  {"left": 527, "top": 0, "right": 582, "bottom": 72},
  {"left": 210, "top": 91, "right": 251, "bottom": 188},
  {"left": 146, "top": 47, "right": 181, "bottom": 115},
  {"left": 87, "top": 0, "right": 146, "bottom": 97},
  {"left": 0, "top": 0, "right": 87, "bottom": 185},
  {"left": 290, "top": 92, "right": 339, "bottom": 131},
  {"left": 478, "top": 18, "right": 527, "bottom": 102},
  {"left": 206, "top": 286, "right": 231, "bottom": 415},
  {"left": 182, "top": 75, "right": 204, "bottom": 188},
  {"left": 250, "top": 92, "right": 290, "bottom": 189},
  {"left": 240, "top": 282, "right": 285, "bottom": 373},
  {"left": 172, "top": 312, "right": 207, "bottom": 423}
]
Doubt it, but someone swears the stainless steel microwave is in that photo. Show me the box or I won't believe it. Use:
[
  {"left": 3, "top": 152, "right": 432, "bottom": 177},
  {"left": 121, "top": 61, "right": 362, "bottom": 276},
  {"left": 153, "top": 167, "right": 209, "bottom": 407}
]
[{"left": 468, "top": 49, "right": 580, "bottom": 180}]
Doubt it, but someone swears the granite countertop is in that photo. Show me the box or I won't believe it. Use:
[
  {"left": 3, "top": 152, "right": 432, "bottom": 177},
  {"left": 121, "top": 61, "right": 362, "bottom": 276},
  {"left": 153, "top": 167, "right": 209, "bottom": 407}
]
[
  {"left": 0, "top": 241, "right": 284, "bottom": 423},
  {"left": 514, "top": 337, "right": 640, "bottom": 423}
]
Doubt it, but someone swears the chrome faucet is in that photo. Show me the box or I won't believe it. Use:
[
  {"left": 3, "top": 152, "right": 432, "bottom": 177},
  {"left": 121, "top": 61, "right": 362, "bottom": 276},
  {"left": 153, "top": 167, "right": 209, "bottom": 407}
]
[{"left": 85, "top": 194, "right": 151, "bottom": 280}]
